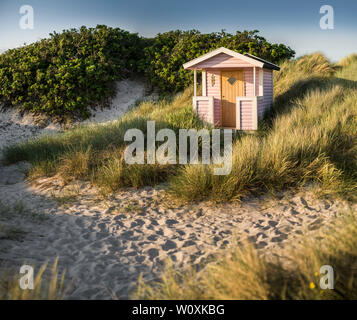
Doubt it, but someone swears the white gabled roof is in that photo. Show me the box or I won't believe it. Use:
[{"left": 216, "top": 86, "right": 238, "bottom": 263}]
[{"left": 183, "top": 47, "right": 280, "bottom": 71}]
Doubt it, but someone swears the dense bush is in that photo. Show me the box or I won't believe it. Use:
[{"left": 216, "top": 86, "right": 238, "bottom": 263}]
[
  {"left": 139, "top": 30, "right": 295, "bottom": 92},
  {"left": 0, "top": 26, "right": 294, "bottom": 118},
  {"left": 0, "top": 25, "right": 143, "bottom": 118}
]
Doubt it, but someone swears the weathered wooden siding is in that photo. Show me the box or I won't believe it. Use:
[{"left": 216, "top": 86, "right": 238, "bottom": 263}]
[
  {"left": 205, "top": 67, "right": 273, "bottom": 128},
  {"left": 206, "top": 67, "right": 259, "bottom": 127},
  {"left": 232, "top": 67, "right": 257, "bottom": 130},
  {"left": 206, "top": 70, "right": 221, "bottom": 126},
  {"left": 195, "top": 53, "right": 254, "bottom": 69},
  {"left": 243, "top": 67, "right": 259, "bottom": 97},
  {"left": 239, "top": 100, "right": 254, "bottom": 130},
  {"left": 196, "top": 99, "right": 210, "bottom": 123},
  {"left": 257, "top": 69, "right": 273, "bottom": 119}
]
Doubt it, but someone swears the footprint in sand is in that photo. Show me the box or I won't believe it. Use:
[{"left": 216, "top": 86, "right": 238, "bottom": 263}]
[
  {"left": 271, "top": 233, "right": 288, "bottom": 242},
  {"left": 166, "top": 219, "right": 179, "bottom": 227},
  {"left": 300, "top": 197, "right": 316, "bottom": 211},
  {"left": 75, "top": 217, "right": 92, "bottom": 228},
  {"left": 133, "top": 218, "right": 145, "bottom": 227},
  {"left": 155, "top": 228, "right": 165, "bottom": 236},
  {"left": 135, "top": 255, "right": 146, "bottom": 263},
  {"left": 183, "top": 240, "right": 195, "bottom": 247},
  {"left": 256, "top": 241, "right": 268, "bottom": 249},
  {"left": 97, "top": 222, "right": 107, "bottom": 232},
  {"left": 162, "top": 240, "right": 177, "bottom": 251},
  {"left": 147, "top": 234, "right": 158, "bottom": 241},
  {"left": 268, "top": 220, "right": 278, "bottom": 227},
  {"left": 176, "top": 229, "right": 186, "bottom": 236},
  {"left": 308, "top": 218, "right": 324, "bottom": 230},
  {"left": 146, "top": 248, "right": 159, "bottom": 260}
]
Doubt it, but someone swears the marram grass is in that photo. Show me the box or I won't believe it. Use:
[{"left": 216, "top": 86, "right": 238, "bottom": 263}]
[{"left": 0, "top": 258, "right": 69, "bottom": 300}]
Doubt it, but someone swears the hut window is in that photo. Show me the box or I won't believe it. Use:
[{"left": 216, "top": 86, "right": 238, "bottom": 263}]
[
  {"left": 211, "top": 74, "right": 215, "bottom": 87},
  {"left": 228, "top": 76, "right": 236, "bottom": 85}
]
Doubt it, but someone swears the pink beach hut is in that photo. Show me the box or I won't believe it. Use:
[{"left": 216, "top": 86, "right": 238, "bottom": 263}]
[{"left": 183, "top": 47, "right": 280, "bottom": 130}]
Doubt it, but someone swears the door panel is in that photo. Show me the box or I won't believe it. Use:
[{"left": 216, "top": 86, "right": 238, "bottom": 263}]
[{"left": 221, "top": 70, "right": 244, "bottom": 127}]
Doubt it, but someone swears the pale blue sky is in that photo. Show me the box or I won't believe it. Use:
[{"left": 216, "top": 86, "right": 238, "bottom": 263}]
[{"left": 0, "top": 0, "right": 356, "bottom": 61}]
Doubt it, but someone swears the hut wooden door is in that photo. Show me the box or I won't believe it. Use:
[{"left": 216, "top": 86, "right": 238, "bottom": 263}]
[{"left": 221, "top": 70, "right": 245, "bottom": 128}]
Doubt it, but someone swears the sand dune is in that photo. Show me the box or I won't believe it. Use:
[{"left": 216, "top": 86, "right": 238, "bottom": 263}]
[
  {"left": 0, "top": 80, "right": 354, "bottom": 299},
  {"left": 0, "top": 79, "right": 148, "bottom": 152}
]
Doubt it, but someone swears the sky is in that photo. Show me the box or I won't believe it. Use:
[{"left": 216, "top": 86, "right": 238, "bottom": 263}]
[{"left": 0, "top": 0, "right": 356, "bottom": 61}]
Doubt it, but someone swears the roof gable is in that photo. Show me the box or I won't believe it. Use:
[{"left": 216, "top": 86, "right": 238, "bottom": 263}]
[
  {"left": 183, "top": 47, "right": 280, "bottom": 71},
  {"left": 189, "top": 52, "right": 255, "bottom": 69},
  {"left": 244, "top": 53, "right": 280, "bottom": 71}
]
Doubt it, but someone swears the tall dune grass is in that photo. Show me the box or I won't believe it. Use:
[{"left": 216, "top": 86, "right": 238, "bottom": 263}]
[
  {"left": 2, "top": 86, "right": 209, "bottom": 190},
  {"left": 169, "top": 54, "right": 357, "bottom": 202},
  {"left": 0, "top": 259, "right": 68, "bottom": 300},
  {"left": 335, "top": 54, "right": 357, "bottom": 81}
]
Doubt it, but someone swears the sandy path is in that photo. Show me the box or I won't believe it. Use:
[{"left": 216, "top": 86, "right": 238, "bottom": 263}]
[{"left": 0, "top": 162, "right": 352, "bottom": 299}]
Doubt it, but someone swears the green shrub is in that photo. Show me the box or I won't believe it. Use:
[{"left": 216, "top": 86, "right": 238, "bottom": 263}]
[
  {"left": 0, "top": 27, "right": 294, "bottom": 119},
  {"left": 139, "top": 30, "right": 295, "bottom": 92},
  {"left": 0, "top": 25, "right": 143, "bottom": 118}
]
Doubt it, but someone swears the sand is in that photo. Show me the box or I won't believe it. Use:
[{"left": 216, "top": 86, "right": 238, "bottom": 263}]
[
  {"left": 0, "top": 162, "right": 352, "bottom": 299},
  {"left": 0, "top": 79, "right": 149, "bottom": 152},
  {"left": 81, "top": 79, "right": 148, "bottom": 125}
]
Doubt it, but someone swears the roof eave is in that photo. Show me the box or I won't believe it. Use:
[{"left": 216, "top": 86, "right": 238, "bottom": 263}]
[
  {"left": 262, "top": 63, "right": 280, "bottom": 71},
  {"left": 244, "top": 53, "right": 280, "bottom": 71},
  {"left": 182, "top": 47, "right": 264, "bottom": 70}
]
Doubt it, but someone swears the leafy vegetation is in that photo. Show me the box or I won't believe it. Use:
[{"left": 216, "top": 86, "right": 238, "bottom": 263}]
[
  {"left": 139, "top": 30, "right": 295, "bottom": 92},
  {"left": 0, "top": 27, "right": 294, "bottom": 118},
  {"left": 0, "top": 25, "right": 143, "bottom": 119}
]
